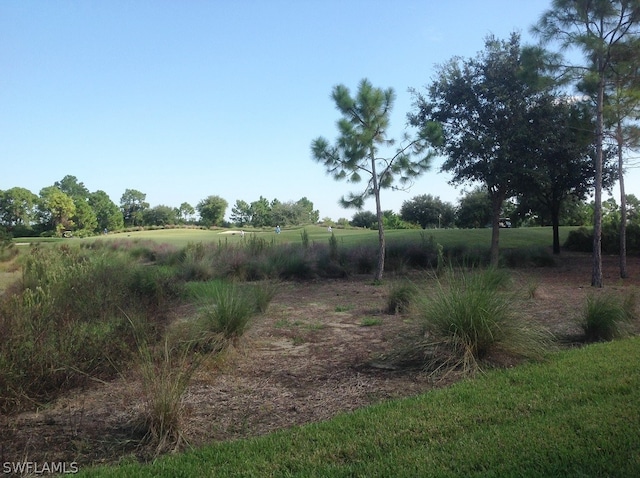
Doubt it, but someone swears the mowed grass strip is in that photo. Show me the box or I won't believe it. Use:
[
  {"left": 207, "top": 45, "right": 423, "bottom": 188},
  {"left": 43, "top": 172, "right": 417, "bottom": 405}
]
[
  {"left": 79, "top": 337, "right": 640, "bottom": 477},
  {"left": 84, "top": 225, "right": 580, "bottom": 250}
]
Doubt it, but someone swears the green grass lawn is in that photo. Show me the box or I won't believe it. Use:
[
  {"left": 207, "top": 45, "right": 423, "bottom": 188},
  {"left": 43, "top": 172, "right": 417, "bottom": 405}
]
[
  {"left": 74, "top": 225, "right": 578, "bottom": 250},
  {"left": 78, "top": 337, "right": 640, "bottom": 477}
]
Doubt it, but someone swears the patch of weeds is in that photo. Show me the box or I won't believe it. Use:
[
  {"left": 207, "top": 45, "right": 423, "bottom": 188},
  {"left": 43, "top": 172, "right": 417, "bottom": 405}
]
[
  {"left": 136, "top": 337, "right": 204, "bottom": 456},
  {"left": 525, "top": 280, "right": 539, "bottom": 299},
  {"left": 361, "top": 317, "right": 382, "bottom": 327},
  {"left": 335, "top": 305, "right": 354, "bottom": 312},
  {"left": 291, "top": 336, "right": 306, "bottom": 346}
]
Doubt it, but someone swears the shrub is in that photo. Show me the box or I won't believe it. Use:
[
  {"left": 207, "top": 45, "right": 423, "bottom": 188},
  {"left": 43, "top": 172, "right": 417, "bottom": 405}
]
[
  {"left": 501, "top": 247, "right": 555, "bottom": 268},
  {"left": 300, "top": 229, "right": 310, "bottom": 249},
  {"left": 564, "top": 227, "right": 593, "bottom": 252},
  {"left": 565, "top": 224, "right": 640, "bottom": 255},
  {"left": 579, "top": 292, "right": 637, "bottom": 342},
  {"left": 0, "top": 245, "right": 176, "bottom": 413},
  {"left": 415, "top": 268, "right": 551, "bottom": 376},
  {"left": 343, "top": 245, "right": 377, "bottom": 275}
]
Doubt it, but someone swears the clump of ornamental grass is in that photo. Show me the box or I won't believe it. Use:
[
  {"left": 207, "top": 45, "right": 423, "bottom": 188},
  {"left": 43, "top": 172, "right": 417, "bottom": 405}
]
[
  {"left": 136, "top": 279, "right": 269, "bottom": 453},
  {"left": 579, "top": 291, "right": 637, "bottom": 342},
  {"left": 250, "top": 280, "right": 279, "bottom": 313},
  {"left": 136, "top": 336, "right": 206, "bottom": 455},
  {"left": 387, "top": 281, "right": 418, "bottom": 314},
  {"left": 188, "top": 280, "right": 256, "bottom": 342},
  {"left": 415, "top": 267, "right": 552, "bottom": 377}
]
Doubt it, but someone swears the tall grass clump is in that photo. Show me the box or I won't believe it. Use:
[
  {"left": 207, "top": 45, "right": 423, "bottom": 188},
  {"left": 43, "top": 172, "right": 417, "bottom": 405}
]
[
  {"left": 136, "top": 336, "right": 206, "bottom": 455},
  {"left": 415, "top": 267, "right": 551, "bottom": 376},
  {"left": 579, "top": 292, "right": 637, "bottom": 342},
  {"left": 134, "top": 276, "right": 268, "bottom": 454},
  {"left": 135, "top": 278, "right": 269, "bottom": 453},
  {"left": 249, "top": 280, "right": 279, "bottom": 313},
  {"left": 387, "top": 281, "right": 417, "bottom": 314},
  {"left": 189, "top": 280, "right": 256, "bottom": 341}
]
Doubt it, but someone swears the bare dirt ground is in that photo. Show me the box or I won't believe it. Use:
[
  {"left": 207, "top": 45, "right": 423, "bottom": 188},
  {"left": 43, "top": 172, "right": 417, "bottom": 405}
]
[{"left": 1, "top": 252, "right": 639, "bottom": 470}]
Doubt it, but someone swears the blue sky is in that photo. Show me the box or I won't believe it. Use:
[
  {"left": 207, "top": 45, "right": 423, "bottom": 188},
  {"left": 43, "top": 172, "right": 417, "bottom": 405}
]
[{"left": 1, "top": 0, "right": 637, "bottom": 221}]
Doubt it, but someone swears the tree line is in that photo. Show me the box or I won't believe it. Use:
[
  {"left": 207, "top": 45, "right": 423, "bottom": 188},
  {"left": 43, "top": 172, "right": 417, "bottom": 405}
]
[{"left": 0, "top": 175, "right": 321, "bottom": 237}]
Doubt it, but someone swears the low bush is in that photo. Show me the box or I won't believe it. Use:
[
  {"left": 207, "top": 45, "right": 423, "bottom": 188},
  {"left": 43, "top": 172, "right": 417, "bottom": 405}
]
[
  {"left": 501, "top": 247, "right": 555, "bottom": 268},
  {"left": 565, "top": 223, "right": 640, "bottom": 255},
  {"left": 579, "top": 292, "right": 637, "bottom": 342}
]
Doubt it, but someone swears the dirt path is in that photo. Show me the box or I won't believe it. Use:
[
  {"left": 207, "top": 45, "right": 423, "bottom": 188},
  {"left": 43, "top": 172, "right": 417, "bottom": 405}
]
[{"left": 1, "top": 252, "right": 639, "bottom": 468}]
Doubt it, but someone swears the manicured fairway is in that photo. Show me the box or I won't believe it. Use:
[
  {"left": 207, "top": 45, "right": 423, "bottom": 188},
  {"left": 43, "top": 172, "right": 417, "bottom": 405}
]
[{"left": 79, "top": 225, "right": 579, "bottom": 250}]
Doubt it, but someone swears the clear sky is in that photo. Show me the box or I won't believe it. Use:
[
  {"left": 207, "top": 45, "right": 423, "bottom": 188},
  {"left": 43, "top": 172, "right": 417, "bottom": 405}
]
[{"left": 1, "top": 0, "right": 637, "bottom": 222}]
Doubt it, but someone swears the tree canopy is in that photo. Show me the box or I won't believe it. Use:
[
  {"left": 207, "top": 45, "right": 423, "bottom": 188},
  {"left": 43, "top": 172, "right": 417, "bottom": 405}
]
[
  {"left": 197, "top": 195, "right": 228, "bottom": 227},
  {"left": 410, "top": 33, "right": 549, "bottom": 264}
]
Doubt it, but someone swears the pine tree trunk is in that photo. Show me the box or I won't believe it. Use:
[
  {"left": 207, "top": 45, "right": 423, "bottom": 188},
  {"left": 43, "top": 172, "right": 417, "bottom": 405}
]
[
  {"left": 371, "top": 151, "right": 385, "bottom": 282},
  {"left": 618, "top": 121, "right": 628, "bottom": 279},
  {"left": 591, "top": 75, "right": 604, "bottom": 288}
]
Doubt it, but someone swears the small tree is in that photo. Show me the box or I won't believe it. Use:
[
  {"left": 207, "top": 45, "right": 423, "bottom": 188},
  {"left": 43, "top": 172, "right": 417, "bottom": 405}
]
[
  {"left": 249, "top": 196, "right": 272, "bottom": 227},
  {"left": 230, "top": 200, "right": 251, "bottom": 227},
  {"left": 89, "top": 190, "right": 124, "bottom": 232},
  {"left": 197, "top": 195, "right": 228, "bottom": 227},
  {"left": 0, "top": 187, "right": 38, "bottom": 230},
  {"left": 38, "top": 187, "right": 76, "bottom": 235},
  {"left": 311, "top": 78, "right": 440, "bottom": 281},
  {"left": 350, "top": 211, "right": 377, "bottom": 229},
  {"left": 455, "top": 188, "right": 493, "bottom": 229},
  {"left": 400, "top": 194, "right": 455, "bottom": 229},
  {"left": 177, "top": 202, "right": 195, "bottom": 224},
  {"left": 120, "top": 189, "right": 149, "bottom": 227},
  {"left": 518, "top": 94, "right": 599, "bottom": 254},
  {"left": 143, "top": 205, "right": 178, "bottom": 226}
]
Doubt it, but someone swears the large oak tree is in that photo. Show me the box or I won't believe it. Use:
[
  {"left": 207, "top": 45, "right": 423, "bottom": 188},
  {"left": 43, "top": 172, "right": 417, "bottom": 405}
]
[{"left": 409, "top": 33, "right": 548, "bottom": 265}]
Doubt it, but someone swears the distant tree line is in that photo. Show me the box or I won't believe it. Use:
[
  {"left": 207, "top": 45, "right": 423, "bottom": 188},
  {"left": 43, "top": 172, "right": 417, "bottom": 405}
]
[
  {"left": 0, "top": 175, "right": 322, "bottom": 237},
  {"left": 348, "top": 189, "right": 640, "bottom": 232},
  {"left": 229, "top": 197, "right": 319, "bottom": 228}
]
